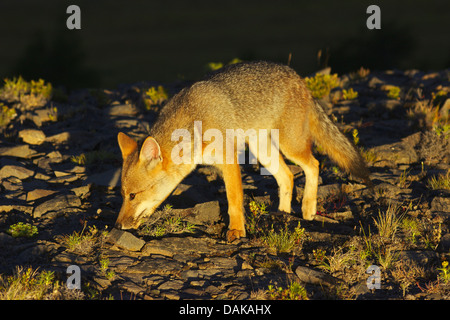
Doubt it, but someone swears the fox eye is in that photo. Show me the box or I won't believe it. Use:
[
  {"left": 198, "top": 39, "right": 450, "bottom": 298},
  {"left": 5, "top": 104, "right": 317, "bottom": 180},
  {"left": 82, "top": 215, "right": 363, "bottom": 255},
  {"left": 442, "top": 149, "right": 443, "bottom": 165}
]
[{"left": 129, "top": 193, "right": 136, "bottom": 200}]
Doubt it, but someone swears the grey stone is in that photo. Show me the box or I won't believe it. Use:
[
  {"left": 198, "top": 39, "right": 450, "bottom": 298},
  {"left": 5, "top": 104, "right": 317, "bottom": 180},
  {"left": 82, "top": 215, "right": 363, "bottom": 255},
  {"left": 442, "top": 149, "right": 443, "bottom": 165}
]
[
  {"left": 18, "top": 129, "right": 46, "bottom": 145},
  {"left": 397, "top": 250, "right": 439, "bottom": 266},
  {"left": 33, "top": 193, "right": 82, "bottom": 218},
  {"left": 0, "top": 165, "right": 34, "bottom": 180},
  {"left": 85, "top": 168, "right": 121, "bottom": 188},
  {"left": 158, "top": 280, "right": 184, "bottom": 291},
  {"left": 188, "top": 201, "right": 221, "bottom": 225},
  {"left": 107, "top": 228, "right": 145, "bottom": 252},
  {"left": 295, "top": 266, "right": 342, "bottom": 287},
  {"left": 0, "top": 145, "right": 36, "bottom": 158},
  {"left": 108, "top": 104, "right": 138, "bottom": 117}
]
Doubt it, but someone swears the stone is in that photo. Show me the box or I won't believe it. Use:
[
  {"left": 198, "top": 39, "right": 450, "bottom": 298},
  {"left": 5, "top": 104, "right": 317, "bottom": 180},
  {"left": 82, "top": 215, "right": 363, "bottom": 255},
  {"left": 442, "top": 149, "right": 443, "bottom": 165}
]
[
  {"left": 18, "top": 129, "right": 46, "bottom": 145},
  {"left": 45, "top": 132, "right": 71, "bottom": 144},
  {"left": 397, "top": 250, "right": 439, "bottom": 266},
  {"left": 108, "top": 104, "right": 138, "bottom": 117},
  {"left": 85, "top": 168, "right": 121, "bottom": 188},
  {"left": 33, "top": 193, "right": 82, "bottom": 218},
  {"left": 107, "top": 228, "right": 145, "bottom": 252},
  {"left": 188, "top": 201, "right": 221, "bottom": 225},
  {"left": 158, "top": 280, "right": 184, "bottom": 291},
  {"left": 0, "top": 145, "right": 36, "bottom": 158},
  {"left": 295, "top": 266, "right": 342, "bottom": 287},
  {"left": 26, "top": 189, "right": 57, "bottom": 202},
  {"left": 430, "top": 197, "right": 450, "bottom": 213},
  {"left": 0, "top": 165, "right": 34, "bottom": 180}
]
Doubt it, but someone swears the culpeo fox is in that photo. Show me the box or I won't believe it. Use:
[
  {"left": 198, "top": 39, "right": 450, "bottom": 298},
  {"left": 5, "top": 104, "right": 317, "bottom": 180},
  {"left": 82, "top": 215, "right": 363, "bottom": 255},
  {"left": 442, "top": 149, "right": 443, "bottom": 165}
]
[{"left": 116, "top": 61, "right": 371, "bottom": 242}]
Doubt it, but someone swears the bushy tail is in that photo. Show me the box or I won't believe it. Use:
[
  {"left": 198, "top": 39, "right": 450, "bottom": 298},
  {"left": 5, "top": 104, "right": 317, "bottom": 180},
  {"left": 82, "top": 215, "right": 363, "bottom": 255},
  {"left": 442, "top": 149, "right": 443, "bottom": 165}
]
[{"left": 309, "top": 100, "right": 372, "bottom": 187}]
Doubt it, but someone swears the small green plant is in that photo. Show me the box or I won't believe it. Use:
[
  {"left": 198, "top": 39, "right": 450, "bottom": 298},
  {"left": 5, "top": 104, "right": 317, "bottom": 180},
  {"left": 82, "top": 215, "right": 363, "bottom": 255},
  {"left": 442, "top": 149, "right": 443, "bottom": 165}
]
[
  {"left": 374, "top": 202, "right": 407, "bottom": 240},
  {"left": 386, "top": 86, "right": 401, "bottom": 99},
  {"left": 140, "top": 204, "right": 195, "bottom": 237},
  {"left": 7, "top": 222, "right": 38, "bottom": 238},
  {"left": 247, "top": 200, "right": 268, "bottom": 236},
  {"left": 0, "top": 267, "right": 60, "bottom": 300},
  {"left": 99, "top": 258, "right": 116, "bottom": 280},
  {"left": 206, "top": 58, "right": 242, "bottom": 72},
  {"left": 0, "top": 103, "right": 17, "bottom": 127},
  {"left": 70, "top": 150, "right": 117, "bottom": 166},
  {"left": 342, "top": 88, "right": 358, "bottom": 100},
  {"left": 143, "top": 85, "right": 169, "bottom": 111},
  {"left": 57, "top": 224, "right": 107, "bottom": 255},
  {"left": 267, "top": 281, "right": 308, "bottom": 300},
  {"left": 0, "top": 76, "right": 52, "bottom": 107},
  {"left": 305, "top": 73, "right": 340, "bottom": 99},
  {"left": 262, "top": 222, "right": 305, "bottom": 254},
  {"left": 437, "top": 261, "right": 450, "bottom": 283}
]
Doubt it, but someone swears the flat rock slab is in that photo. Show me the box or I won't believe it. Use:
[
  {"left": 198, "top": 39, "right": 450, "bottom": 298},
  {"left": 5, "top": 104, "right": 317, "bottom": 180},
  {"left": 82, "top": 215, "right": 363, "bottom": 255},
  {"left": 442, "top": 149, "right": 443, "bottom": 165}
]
[
  {"left": 107, "top": 228, "right": 145, "bottom": 252},
  {"left": 295, "top": 266, "right": 342, "bottom": 287}
]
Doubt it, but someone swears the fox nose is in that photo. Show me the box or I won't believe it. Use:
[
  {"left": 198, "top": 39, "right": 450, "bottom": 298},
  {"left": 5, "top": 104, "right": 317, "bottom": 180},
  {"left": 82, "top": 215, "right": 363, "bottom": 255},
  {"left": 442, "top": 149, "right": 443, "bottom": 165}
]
[{"left": 114, "top": 221, "right": 123, "bottom": 229}]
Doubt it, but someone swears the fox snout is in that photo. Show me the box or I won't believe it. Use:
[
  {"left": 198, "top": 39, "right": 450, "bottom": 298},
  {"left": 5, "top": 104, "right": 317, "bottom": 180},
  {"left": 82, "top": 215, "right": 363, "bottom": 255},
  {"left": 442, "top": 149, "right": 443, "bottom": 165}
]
[{"left": 115, "top": 205, "right": 141, "bottom": 230}]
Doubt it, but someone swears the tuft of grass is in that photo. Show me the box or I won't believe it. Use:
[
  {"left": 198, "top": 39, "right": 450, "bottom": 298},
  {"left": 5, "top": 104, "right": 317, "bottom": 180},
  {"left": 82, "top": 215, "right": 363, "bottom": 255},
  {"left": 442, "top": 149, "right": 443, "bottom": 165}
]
[
  {"left": 246, "top": 200, "right": 269, "bottom": 236},
  {"left": 7, "top": 222, "right": 38, "bottom": 238},
  {"left": 143, "top": 85, "right": 169, "bottom": 111},
  {"left": 427, "top": 170, "right": 450, "bottom": 190},
  {"left": 70, "top": 150, "right": 117, "bottom": 166},
  {"left": 385, "top": 85, "right": 401, "bottom": 99},
  {"left": 0, "top": 102, "right": 17, "bottom": 127},
  {"left": 305, "top": 73, "right": 340, "bottom": 99},
  {"left": 342, "top": 88, "right": 358, "bottom": 100},
  {"left": 437, "top": 261, "right": 450, "bottom": 283},
  {"left": 262, "top": 222, "right": 305, "bottom": 254},
  {"left": 373, "top": 202, "right": 407, "bottom": 240},
  {"left": 206, "top": 58, "right": 242, "bottom": 72},
  {"left": 57, "top": 224, "right": 107, "bottom": 255},
  {"left": 140, "top": 204, "right": 195, "bottom": 237},
  {"left": 267, "top": 281, "right": 308, "bottom": 300},
  {"left": 0, "top": 267, "right": 58, "bottom": 300},
  {"left": 0, "top": 76, "right": 52, "bottom": 108}
]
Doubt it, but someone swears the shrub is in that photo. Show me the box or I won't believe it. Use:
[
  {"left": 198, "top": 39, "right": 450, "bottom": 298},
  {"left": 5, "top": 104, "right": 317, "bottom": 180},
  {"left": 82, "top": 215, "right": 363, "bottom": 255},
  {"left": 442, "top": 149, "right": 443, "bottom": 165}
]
[
  {"left": 0, "top": 76, "right": 52, "bottom": 107},
  {"left": 305, "top": 73, "right": 340, "bottom": 99},
  {"left": 7, "top": 222, "right": 38, "bottom": 238}
]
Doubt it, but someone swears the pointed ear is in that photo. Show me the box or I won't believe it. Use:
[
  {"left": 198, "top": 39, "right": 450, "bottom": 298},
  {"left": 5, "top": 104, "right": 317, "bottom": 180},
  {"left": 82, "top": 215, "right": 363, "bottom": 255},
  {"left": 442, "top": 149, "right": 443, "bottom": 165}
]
[
  {"left": 139, "top": 136, "right": 163, "bottom": 165},
  {"left": 118, "top": 132, "right": 138, "bottom": 159}
]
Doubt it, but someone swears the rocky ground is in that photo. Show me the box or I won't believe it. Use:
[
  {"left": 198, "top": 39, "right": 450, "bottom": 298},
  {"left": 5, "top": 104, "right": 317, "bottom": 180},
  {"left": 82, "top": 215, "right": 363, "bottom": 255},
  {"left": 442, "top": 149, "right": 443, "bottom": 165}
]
[{"left": 0, "top": 67, "right": 449, "bottom": 300}]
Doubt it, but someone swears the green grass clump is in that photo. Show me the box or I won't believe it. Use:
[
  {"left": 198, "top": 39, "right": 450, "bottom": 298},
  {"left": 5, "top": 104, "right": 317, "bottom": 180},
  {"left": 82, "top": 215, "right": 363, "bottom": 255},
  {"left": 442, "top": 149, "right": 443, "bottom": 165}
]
[
  {"left": 342, "top": 88, "right": 358, "bottom": 100},
  {"left": 0, "top": 76, "right": 52, "bottom": 107},
  {"left": 262, "top": 222, "right": 306, "bottom": 254},
  {"left": 0, "top": 267, "right": 58, "bottom": 300},
  {"left": 0, "top": 102, "right": 17, "bottom": 127},
  {"left": 7, "top": 222, "right": 38, "bottom": 238},
  {"left": 267, "top": 281, "right": 308, "bottom": 300},
  {"left": 305, "top": 73, "right": 340, "bottom": 99},
  {"left": 143, "top": 85, "right": 169, "bottom": 111},
  {"left": 427, "top": 170, "right": 450, "bottom": 190},
  {"left": 70, "top": 150, "right": 117, "bottom": 166}
]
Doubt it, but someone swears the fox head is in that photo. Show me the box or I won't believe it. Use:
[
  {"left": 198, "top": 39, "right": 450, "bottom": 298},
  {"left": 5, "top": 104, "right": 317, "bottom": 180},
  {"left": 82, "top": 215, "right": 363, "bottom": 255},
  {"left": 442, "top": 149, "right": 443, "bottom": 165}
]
[{"left": 115, "top": 132, "right": 177, "bottom": 230}]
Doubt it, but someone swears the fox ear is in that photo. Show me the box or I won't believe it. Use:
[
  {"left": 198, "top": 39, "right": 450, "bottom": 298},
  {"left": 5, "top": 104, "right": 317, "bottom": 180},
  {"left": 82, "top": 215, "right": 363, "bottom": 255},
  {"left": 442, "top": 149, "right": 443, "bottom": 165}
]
[
  {"left": 118, "top": 132, "right": 138, "bottom": 159},
  {"left": 139, "top": 136, "right": 163, "bottom": 166}
]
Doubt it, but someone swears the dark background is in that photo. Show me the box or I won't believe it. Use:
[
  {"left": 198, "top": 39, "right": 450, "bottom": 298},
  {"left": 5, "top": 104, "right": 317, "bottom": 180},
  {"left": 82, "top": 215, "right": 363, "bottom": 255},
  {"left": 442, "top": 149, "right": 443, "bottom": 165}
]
[{"left": 0, "top": 0, "right": 449, "bottom": 89}]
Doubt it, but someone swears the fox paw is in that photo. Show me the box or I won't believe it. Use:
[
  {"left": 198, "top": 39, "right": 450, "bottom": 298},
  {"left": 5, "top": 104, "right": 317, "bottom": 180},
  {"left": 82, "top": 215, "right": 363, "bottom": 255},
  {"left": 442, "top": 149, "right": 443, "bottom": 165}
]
[{"left": 226, "top": 229, "right": 246, "bottom": 243}]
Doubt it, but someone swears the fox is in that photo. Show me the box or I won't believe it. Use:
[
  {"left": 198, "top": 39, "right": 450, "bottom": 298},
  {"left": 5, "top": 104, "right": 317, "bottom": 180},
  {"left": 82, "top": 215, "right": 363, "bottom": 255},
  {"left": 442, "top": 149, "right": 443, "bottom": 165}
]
[{"left": 115, "top": 61, "right": 372, "bottom": 242}]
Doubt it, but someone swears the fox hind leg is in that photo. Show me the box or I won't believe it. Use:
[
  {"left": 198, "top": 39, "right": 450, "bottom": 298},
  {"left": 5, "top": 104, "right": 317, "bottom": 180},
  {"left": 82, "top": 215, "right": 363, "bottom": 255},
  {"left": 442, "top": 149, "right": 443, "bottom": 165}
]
[{"left": 279, "top": 139, "right": 319, "bottom": 221}]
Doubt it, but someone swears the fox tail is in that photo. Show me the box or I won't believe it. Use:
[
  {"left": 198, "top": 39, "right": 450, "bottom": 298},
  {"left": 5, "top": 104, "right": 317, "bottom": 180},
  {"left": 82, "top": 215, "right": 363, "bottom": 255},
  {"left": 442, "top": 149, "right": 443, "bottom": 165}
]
[{"left": 309, "top": 100, "right": 372, "bottom": 187}]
